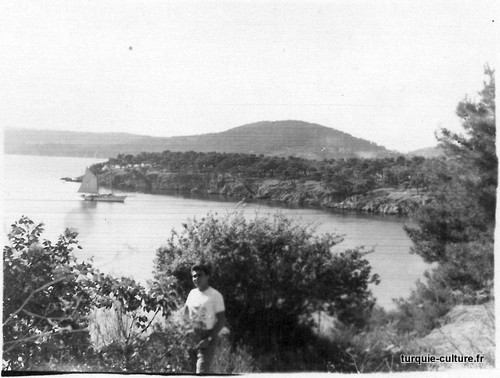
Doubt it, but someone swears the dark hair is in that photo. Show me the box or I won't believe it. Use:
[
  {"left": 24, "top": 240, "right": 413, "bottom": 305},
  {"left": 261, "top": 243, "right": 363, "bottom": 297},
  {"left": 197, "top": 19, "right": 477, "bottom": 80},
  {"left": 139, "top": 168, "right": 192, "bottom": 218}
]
[{"left": 191, "top": 262, "right": 211, "bottom": 276}]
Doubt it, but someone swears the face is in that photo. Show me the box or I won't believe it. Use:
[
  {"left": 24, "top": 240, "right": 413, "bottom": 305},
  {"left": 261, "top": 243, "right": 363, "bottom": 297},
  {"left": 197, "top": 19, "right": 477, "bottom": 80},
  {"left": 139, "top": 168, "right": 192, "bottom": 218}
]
[{"left": 192, "top": 270, "right": 209, "bottom": 290}]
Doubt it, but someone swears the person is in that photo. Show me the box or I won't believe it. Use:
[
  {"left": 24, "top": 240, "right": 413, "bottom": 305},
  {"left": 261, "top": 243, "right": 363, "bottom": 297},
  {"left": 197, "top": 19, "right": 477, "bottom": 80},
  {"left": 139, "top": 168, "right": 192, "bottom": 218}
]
[{"left": 184, "top": 262, "right": 226, "bottom": 374}]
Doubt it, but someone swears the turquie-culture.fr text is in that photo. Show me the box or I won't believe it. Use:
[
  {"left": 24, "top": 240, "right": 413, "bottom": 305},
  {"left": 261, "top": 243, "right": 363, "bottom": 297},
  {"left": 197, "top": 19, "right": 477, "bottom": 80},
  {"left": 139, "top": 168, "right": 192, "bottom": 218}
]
[{"left": 400, "top": 353, "right": 485, "bottom": 365}]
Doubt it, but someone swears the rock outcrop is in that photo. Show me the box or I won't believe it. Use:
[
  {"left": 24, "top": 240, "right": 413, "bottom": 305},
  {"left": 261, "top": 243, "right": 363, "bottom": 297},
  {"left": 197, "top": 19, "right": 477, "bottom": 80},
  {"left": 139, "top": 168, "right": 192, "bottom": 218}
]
[
  {"left": 417, "top": 301, "right": 495, "bottom": 369},
  {"left": 105, "top": 170, "right": 430, "bottom": 215},
  {"left": 328, "top": 188, "right": 433, "bottom": 215}
]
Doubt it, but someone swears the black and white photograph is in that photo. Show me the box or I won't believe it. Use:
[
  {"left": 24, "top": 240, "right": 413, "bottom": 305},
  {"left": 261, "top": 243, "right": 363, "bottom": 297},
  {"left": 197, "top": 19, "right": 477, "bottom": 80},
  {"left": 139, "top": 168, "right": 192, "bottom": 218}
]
[{"left": 2, "top": 0, "right": 497, "bottom": 375}]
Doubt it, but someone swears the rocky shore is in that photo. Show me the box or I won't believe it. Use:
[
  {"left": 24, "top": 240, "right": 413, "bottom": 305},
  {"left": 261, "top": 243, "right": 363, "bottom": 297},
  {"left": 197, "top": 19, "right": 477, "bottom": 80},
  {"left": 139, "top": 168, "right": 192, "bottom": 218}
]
[
  {"left": 328, "top": 187, "right": 433, "bottom": 215},
  {"left": 417, "top": 301, "right": 495, "bottom": 369},
  {"left": 103, "top": 170, "right": 431, "bottom": 215}
]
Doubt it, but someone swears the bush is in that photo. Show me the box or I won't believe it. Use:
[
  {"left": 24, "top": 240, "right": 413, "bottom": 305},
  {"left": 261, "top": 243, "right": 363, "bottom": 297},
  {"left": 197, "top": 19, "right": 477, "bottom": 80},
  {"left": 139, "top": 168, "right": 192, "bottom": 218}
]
[
  {"left": 329, "top": 323, "right": 430, "bottom": 373},
  {"left": 96, "top": 309, "right": 193, "bottom": 373},
  {"left": 211, "top": 334, "right": 257, "bottom": 374},
  {"left": 153, "top": 210, "right": 380, "bottom": 371},
  {"left": 2, "top": 217, "right": 175, "bottom": 372},
  {"left": 3, "top": 217, "right": 102, "bottom": 371}
]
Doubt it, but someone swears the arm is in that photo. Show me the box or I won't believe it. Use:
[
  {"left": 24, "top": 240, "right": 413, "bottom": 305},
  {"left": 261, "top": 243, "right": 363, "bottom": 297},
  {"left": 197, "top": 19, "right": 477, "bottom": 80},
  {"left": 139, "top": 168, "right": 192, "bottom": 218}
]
[
  {"left": 209, "top": 291, "right": 226, "bottom": 340},
  {"left": 209, "top": 311, "right": 226, "bottom": 340},
  {"left": 183, "top": 290, "right": 192, "bottom": 320},
  {"left": 197, "top": 311, "right": 226, "bottom": 349}
]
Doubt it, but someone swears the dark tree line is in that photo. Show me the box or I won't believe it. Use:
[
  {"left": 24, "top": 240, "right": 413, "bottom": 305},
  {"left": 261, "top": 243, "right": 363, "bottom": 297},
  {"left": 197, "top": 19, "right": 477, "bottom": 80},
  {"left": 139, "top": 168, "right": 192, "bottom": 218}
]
[{"left": 95, "top": 148, "right": 433, "bottom": 199}]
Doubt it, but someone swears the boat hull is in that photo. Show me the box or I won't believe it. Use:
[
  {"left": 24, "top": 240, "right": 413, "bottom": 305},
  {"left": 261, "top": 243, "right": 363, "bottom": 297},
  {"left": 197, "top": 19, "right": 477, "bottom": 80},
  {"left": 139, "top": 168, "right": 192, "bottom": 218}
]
[{"left": 81, "top": 194, "right": 127, "bottom": 202}]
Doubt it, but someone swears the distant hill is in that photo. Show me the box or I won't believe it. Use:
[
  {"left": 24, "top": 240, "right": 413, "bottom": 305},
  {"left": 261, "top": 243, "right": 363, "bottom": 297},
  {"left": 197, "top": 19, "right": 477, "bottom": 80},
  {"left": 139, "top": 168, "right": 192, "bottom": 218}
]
[
  {"left": 407, "top": 146, "right": 444, "bottom": 158},
  {"left": 4, "top": 120, "right": 394, "bottom": 160}
]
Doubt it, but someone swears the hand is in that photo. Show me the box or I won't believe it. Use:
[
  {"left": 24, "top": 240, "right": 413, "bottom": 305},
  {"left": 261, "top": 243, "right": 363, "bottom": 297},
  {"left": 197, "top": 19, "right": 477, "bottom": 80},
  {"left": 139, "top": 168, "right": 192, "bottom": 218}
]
[{"left": 196, "top": 337, "right": 211, "bottom": 349}]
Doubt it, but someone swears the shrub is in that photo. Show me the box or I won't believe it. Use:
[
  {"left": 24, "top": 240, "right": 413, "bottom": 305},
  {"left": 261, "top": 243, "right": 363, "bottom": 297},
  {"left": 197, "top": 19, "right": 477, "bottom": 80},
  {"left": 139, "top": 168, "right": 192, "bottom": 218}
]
[
  {"left": 153, "top": 210, "right": 379, "bottom": 371},
  {"left": 3, "top": 217, "right": 175, "bottom": 372},
  {"left": 3, "top": 217, "right": 101, "bottom": 371},
  {"left": 211, "top": 334, "right": 257, "bottom": 374}
]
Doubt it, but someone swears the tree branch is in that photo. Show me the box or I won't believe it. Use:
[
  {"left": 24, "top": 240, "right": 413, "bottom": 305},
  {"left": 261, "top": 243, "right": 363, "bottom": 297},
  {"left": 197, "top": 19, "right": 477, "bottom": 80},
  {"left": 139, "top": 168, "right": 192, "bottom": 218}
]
[
  {"left": 3, "top": 275, "right": 72, "bottom": 326},
  {"left": 140, "top": 307, "right": 161, "bottom": 335},
  {"left": 3, "top": 327, "right": 89, "bottom": 353},
  {"left": 21, "top": 308, "right": 88, "bottom": 323}
]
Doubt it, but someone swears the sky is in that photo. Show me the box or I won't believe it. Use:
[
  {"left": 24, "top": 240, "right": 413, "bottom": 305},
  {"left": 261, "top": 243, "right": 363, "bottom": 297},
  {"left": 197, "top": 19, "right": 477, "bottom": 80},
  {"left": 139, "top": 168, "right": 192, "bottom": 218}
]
[{"left": 2, "top": 0, "right": 498, "bottom": 152}]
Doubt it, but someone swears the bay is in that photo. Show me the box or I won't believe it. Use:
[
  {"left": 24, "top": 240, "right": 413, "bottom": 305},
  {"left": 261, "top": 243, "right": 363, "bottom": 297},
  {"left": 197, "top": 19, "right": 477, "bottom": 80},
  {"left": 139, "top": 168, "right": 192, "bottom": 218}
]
[{"left": 2, "top": 154, "right": 428, "bottom": 309}]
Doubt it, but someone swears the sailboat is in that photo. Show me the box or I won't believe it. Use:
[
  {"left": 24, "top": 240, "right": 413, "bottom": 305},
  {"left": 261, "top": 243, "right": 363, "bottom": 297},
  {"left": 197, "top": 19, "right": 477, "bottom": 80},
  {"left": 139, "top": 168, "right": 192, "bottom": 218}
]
[{"left": 78, "top": 168, "right": 127, "bottom": 202}]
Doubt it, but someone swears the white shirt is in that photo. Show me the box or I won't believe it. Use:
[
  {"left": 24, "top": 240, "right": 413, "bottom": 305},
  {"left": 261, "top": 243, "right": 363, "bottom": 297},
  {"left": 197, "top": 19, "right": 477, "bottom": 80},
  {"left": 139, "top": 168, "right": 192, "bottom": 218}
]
[{"left": 185, "top": 287, "right": 225, "bottom": 330}]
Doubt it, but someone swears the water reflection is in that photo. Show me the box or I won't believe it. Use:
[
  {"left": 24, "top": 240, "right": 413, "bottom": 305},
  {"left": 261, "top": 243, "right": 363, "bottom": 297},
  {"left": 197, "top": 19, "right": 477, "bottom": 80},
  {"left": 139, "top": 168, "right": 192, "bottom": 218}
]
[
  {"left": 80, "top": 200, "right": 98, "bottom": 210},
  {"left": 63, "top": 200, "right": 97, "bottom": 236}
]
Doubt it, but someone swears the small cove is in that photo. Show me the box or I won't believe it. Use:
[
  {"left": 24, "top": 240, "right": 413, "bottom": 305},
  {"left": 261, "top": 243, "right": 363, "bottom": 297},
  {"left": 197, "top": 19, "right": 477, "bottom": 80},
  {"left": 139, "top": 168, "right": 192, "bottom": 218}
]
[{"left": 3, "top": 154, "right": 429, "bottom": 309}]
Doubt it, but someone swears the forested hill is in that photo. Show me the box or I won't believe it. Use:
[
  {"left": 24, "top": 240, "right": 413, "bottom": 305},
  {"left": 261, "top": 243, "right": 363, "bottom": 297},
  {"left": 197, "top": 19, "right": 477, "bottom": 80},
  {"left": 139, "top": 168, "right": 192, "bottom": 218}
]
[
  {"left": 198, "top": 121, "right": 391, "bottom": 159},
  {"left": 4, "top": 120, "right": 393, "bottom": 160}
]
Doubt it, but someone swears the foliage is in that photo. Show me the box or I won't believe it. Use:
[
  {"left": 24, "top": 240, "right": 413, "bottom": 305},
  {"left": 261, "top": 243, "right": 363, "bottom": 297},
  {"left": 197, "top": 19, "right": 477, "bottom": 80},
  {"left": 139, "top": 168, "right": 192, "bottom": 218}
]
[
  {"left": 439, "top": 65, "right": 496, "bottom": 221},
  {"left": 404, "top": 66, "right": 495, "bottom": 281},
  {"left": 152, "top": 210, "right": 380, "bottom": 371},
  {"left": 2, "top": 216, "right": 175, "bottom": 372},
  {"left": 3, "top": 216, "right": 100, "bottom": 370},
  {"left": 211, "top": 336, "right": 256, "bottom": 374},
  {"left": 328, "top": 320, "right": 429, "bottom": 373},
  {"left": 393, "top": 276, "right": 457, "bottom": 336},
  {"left": 89, "top": 305, "right": 256, "bottom": 374},
  {"left": 90, "top": 308, "right": 192, "bottom": 373},
  {"left": 97, "top": 146, "right": 433, "bottom": 201},
  {"left": 400, "top": 66, "right": 496, "bottom": 332}
]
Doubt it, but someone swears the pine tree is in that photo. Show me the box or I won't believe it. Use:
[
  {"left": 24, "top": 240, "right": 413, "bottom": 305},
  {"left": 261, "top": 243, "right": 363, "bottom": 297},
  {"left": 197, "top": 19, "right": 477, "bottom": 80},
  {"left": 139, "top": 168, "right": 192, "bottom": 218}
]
[
  {"left": 403, "top": 66, "right": 495, "bottom": 307},
  {"left": 439, "top": 65, "right": 496, "bottom": 221}
]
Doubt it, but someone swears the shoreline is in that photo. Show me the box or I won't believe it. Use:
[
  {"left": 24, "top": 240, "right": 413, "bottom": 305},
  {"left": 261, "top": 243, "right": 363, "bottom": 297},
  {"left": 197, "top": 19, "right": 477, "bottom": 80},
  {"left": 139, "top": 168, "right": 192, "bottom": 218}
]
[{"left": 99, "top": 169, "right": 430, "bottom": 216}]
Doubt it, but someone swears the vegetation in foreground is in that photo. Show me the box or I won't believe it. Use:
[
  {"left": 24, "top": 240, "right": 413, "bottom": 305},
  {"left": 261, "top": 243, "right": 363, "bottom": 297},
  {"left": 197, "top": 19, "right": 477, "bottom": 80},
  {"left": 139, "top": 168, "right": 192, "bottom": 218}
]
[
  {"left": 2, "top": 213, "right": 380, "bottom": 373},
  {"left": 3, "top": 67, "right": 495, "bottom": 372}
]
